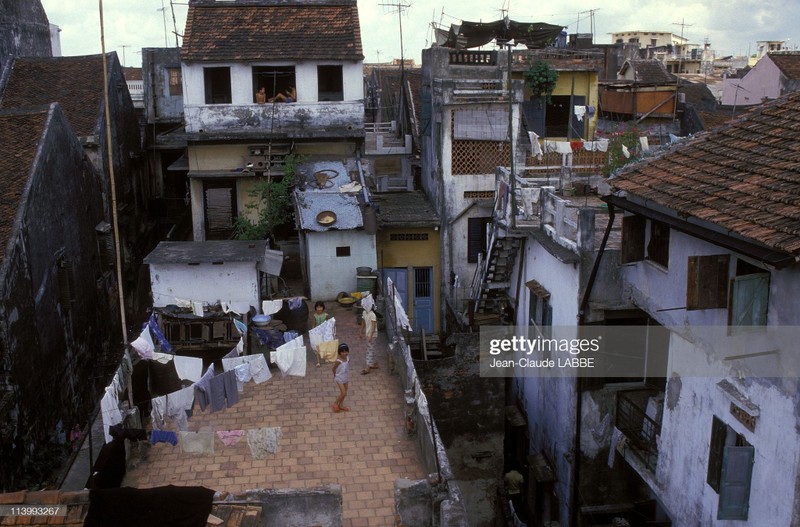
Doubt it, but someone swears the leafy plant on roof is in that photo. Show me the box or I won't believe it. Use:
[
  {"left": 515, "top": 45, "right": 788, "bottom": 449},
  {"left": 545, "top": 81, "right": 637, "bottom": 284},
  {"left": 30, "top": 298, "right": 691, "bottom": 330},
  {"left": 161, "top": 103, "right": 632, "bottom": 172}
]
[
  {"left": 601, "top": 122, "right": 642, "bottom": 177},
  {"left": 524, "top": 60, "right": 559, "bottom": 104},
  {"left": 234, "top": 154, "right": 305, "bottom": 241}
]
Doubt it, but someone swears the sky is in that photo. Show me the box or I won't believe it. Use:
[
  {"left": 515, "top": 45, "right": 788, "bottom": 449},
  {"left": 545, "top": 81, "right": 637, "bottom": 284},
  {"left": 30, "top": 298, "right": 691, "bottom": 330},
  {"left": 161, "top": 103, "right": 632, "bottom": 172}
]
[{"left": 38, "top": 0, "right": 800, "bottom": 68}]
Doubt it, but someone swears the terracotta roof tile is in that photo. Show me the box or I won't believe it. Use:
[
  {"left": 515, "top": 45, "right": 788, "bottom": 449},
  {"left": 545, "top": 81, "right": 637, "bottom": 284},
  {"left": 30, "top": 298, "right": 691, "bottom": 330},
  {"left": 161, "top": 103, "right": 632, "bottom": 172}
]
[
  {"left": 767, "top": 52, "right": 800, "bottom": 81},
  {"left": 620, "top": 59, "right": 675, "bottom": 84},
  {"left": 610, "top": 92, "right": 800, "bottom": 254},
  {"left": 182, "top": 1, "right": 363, "bottom": 62},
  {"left": 0, "top": 55, "right": 109, "bottom": 136},
  {"left": 0, "top": 108, "right": 48, "bottom": 264}
]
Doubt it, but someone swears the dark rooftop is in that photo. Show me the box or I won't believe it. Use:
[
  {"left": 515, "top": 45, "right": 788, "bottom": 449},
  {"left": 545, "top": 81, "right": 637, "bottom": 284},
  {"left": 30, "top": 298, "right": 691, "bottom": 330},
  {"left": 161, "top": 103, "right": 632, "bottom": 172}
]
[
  {"left": 0, "top": 55, "right": 112, "bottom": 136},
  {"left": 143, "top": 241, "right": 269, "bottom": 265},
  {"left": 618, "top": 59, "right": 676, "bottom": 85},
  {"left": 181, "top": 0, "right": 363, "bottom": 62},
  {"left": 0, "top": 108, "right": 48, "bottom": 264},
  {"left": 608, "top": 91, "right": 800, "bottom": 255},
  {"left": 372, "top": 191, "right": 440, "bottom": 228},
  {"left": 767, "top": 52, "right": 800, "bottom": 81}
]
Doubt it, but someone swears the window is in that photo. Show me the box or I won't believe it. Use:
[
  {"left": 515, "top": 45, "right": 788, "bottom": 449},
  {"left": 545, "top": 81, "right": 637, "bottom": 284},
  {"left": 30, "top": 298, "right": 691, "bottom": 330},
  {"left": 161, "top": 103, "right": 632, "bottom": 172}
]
[
  {"left": 646, "top": 220, "right": 670, "bottom": 268},
  {"left": 252, "top": 66, "right": 295, "bottom": 103},
  {"left": 526, "top": 279, "right": 552, "bottom": 338},
  {"left": 729, "top": 260, "right": 769, "bottom": 327},
  {"left": 168, "top": 67, "right": 182, "bottom": 96},
  {"left": 336, "top": 246, "right": 351, "bottom": 257},
  {"left": 621, "top": 215, "right": 645, "bottom": 264},
  {"left": 317, "top": 65, "right": 343, "bottom": 101},
  {"left": 204, "top": 67, "right": 231, "bottom": 104},
  {"left": 686, "top": 255, "right": 729, "bottom": 310},
  {"left": 707, "top": 416, "right": 754, "bottom": 520},
  {"left": 467, "top": 216, "right": 492, "bottom": 263}
]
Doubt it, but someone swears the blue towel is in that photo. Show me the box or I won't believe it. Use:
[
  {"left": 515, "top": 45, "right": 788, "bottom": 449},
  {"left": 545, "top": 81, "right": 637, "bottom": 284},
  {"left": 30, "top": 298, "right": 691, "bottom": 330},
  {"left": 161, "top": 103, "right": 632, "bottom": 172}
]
[
  {"left": 149, "top": 430, "right": 178, "bottom": 446},
  {"left": 148, "top": 313, "right": 173, "bottom": 352}
]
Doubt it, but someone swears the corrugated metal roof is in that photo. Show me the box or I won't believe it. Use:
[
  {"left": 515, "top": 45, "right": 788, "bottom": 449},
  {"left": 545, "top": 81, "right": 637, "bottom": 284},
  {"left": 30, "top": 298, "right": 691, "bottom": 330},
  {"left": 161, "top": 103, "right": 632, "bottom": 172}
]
[{"left": 295, "top": 191, "right": 363, "bottom": 232}]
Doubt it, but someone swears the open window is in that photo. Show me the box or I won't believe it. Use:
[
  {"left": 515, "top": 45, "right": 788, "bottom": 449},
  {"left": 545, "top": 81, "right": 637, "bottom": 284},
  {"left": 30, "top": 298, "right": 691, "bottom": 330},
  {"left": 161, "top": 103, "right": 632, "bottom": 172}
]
[
  {"left": 467, "top": 216, "right": 492, "bottom": 263},
  {"left": 707, "top": 416, "right": 753, "bottom": 520},
  {"left": 317, "top": 65, "right": 344, "bottom": 101},
  {"left": 526, "top": 279, "right": 552, "bottom": 339},
  {"left": 252, "top": 66, "right": 295, "bottom": 103},
  {"left": 646, "top": 220, "right": 670, "bottom": 268},
  {"left": 204, "top": 67, "right": 231, "bottom": 104},
  {"left": 621, "top": 215, "right": 645, "bottom": 264},
  {"left": 686, "top": 255, "right": 729, "bottom": 310},
  {"left": 728, "top": 259, "right": 769, "bottom": 328},
  {"left": 168, "top": 67, "right": 182, "bottom": 96}
]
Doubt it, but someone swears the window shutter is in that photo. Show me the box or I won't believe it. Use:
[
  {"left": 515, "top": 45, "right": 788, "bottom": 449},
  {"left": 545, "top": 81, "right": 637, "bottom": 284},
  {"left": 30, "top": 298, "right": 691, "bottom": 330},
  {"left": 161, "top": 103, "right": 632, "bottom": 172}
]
[
  {"left": 717, "top": 445, "right": 754, "bottom": 520},
  {"left": 687, "top": 255, "right": 729, "bottom": 310},
  {"left": 621, "top": 215, "right": 646, "bottom": 264},
  {"left": 467, "top": 217, "right": 490, "bottom": 264},
  {"left": 730, "top": 273, "right": 769, "bottom": 326},
  {"left": 707, "top": 415, "right": 726, "bottom": 491},
  {"left": 204, "top": 182, "right": 237, "bottom": 240}
]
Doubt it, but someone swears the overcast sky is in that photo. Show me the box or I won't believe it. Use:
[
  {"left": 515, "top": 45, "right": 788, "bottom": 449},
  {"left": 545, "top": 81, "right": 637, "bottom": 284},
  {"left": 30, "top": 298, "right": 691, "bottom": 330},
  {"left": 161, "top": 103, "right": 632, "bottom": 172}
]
[{"left": 39, "top": 0, "right": 800, "bottom": 68}]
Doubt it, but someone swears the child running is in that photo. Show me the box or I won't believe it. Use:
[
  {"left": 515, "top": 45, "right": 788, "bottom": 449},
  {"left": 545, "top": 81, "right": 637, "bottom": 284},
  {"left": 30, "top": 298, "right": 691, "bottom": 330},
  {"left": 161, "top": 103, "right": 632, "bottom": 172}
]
[{"left": 332, "top": 343, "right": 350, "bottom": 413}]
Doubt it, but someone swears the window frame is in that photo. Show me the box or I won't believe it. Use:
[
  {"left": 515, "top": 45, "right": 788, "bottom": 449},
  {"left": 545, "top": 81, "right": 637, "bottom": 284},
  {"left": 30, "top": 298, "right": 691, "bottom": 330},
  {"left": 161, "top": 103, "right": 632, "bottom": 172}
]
[
  {"left": 728, "top": 260, "right": 769, "bottom": 329},
  {"left": 467, "top": 216, "right": 492, "bottom": 264},
  {"left": 646, "top": 220, "right": 670, "bottom": 268},
  {"left": 168, "top": 67, "right": 182, "bottom": 96},
  {"left": 203, "top": 67, "right": 232, "bottom": 104},
  {"left": 317, "top": 65, "right": 344, "bottom": 102},
  {"left": 707, "top": 415, "right": 754, "bottom": 520}
]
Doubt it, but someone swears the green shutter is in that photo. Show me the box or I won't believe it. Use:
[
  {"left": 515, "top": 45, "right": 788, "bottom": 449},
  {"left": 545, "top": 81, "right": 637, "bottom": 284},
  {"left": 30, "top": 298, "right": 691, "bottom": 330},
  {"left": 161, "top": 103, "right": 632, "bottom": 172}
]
[
  {"left": 717, "top": 445, "right": 754, "bottom": 520},
  {"left": 707, "top": 415, "right": 726, "bottom": 491}
]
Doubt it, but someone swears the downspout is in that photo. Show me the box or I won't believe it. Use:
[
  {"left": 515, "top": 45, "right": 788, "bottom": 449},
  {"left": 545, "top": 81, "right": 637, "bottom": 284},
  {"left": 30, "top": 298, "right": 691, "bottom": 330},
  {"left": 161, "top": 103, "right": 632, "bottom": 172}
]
[
  {"left": 355, "top": 148, "right": 370, "bottom": 205},
  {"left": 572, "top": 203, "right": 616, "bottom": 527}
]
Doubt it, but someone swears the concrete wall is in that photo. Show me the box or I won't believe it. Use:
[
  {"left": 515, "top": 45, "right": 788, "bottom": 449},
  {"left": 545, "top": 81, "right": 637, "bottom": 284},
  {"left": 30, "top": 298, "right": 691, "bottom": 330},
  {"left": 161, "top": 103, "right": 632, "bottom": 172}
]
[
  {"left": 654, "top": 338, "right": 800, "bottom": 526},
  {"left": 305, "top": 231, "right": 376, "bottom": 301},
  {"left": 142, "top": 48, "right": 184, "bottom": 123},
  {"left": 182, "top": 60, "right": 364, "bottom": 136},
  {"left": 721, "top": 54, "right": 782, "bottom": 106},
  {"left": 620, "top": 222, "right": 800, "bottom": 524},
  {"left": 148, "top": 261, "right": 260, "bottom": 308},
  {"left": 0, "top": 105, "right": 115, "bottom": 487},
  {"left": 217, "top": 486, "right": 343, "bottom": 527}
]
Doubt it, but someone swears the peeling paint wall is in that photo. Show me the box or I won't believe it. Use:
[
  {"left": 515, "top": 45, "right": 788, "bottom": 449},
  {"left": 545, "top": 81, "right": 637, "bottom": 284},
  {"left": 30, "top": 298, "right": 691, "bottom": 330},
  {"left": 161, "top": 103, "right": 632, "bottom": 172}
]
[
  {"left": 305, "top": 231, "right": 376, "bottom": 301},
  {"left": 0, "top": 0, "right": 51, "bottom": 73},
  {"left": 148, "top": 261, "right": 260, "bottom": 308},
  {"left": 142, "top": 48, "right": 184, "bottom": 123}
]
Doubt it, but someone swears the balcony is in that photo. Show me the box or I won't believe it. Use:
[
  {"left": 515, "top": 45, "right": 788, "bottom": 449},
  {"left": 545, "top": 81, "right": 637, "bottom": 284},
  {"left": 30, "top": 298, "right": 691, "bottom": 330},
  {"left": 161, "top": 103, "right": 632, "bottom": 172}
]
[
  {"left": 183, "top": 100, "right": 364, "bottom": 139},
  {"left": 616, "top": 389, "right": 663, "bottom": 473},
  {"left": 365, "top": 121, "right": 412, "bottom": 155}
]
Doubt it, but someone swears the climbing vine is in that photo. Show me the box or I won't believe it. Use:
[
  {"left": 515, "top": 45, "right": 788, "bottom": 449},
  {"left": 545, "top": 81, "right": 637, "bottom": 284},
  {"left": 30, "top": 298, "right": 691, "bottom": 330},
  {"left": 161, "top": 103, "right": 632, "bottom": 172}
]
[{"left": 601, "top": 123, "right": 642, "bottom": 177}]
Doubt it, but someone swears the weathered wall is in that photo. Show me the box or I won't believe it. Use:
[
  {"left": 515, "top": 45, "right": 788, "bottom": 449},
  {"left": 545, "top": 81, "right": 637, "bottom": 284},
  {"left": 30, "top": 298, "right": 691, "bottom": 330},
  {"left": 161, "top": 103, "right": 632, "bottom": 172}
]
[
  {"left": 217, "top": 486, "right": 343, "bottom": 526},
  {"left": 0, "top": 0, "right": 51, "bottom": 73},
  {"left": 0, "top": 105, "right": 115, "bottom": 487},
  {"left": 148, "top": 261, "right": 259, "bottom": 308},
  {"left": 720, "top": 55, "right": 782, "bottom": 106},
  {"left": 306, "top": 231, "right": 376, "bottom": 301},
  {"left": 377, "top": 227, "right": 441, "bottom": 333},
  {"left": 416, "top": 334, "right": 504, "bottom": 526},
  {"left": 142, "top": 47, "right": 184, "bottom": 123}
]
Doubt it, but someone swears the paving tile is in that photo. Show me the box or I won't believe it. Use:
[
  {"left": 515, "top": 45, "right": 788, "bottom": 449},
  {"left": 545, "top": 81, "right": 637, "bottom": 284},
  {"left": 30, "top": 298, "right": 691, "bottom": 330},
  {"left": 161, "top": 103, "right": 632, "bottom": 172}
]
[{"left": 123, "top": 302, "right": 425, "bottom": 524}]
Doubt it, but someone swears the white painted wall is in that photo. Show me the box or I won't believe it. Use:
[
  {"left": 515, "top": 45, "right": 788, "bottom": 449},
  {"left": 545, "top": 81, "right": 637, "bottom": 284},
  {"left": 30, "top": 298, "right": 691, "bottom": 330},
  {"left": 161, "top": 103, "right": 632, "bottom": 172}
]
[
  {"left": 512, "top": 236, "right": 582, "bottom": 523},
  {"left": 656, "top": 335, "right": 800, "bottom": 526},
  {"left": 148, "top": 261, "right": 259, "bottom": 308},
  {"left": 621, "top": 223, "right": 800, "bottom": 524},
  {"left": 182, "top": 60, "right": 363, "bottom": 106},
  {"left": 306, "top": 230, "right": 377, "bottom": 301}
]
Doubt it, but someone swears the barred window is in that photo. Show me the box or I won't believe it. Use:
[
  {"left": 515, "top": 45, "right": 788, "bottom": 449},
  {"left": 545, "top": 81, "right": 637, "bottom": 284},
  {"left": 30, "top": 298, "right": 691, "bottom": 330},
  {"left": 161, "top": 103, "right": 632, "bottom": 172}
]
[
  {"left": 389, "top": 233, "right": 429, "bottom": 241},
  {"left": 463, "top": 191, "right": 495, "bottom": 200}
]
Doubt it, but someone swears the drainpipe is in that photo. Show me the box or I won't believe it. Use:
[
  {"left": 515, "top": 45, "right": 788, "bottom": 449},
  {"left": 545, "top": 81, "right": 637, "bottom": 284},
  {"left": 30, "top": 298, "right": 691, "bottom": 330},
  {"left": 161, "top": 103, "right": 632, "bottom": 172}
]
[
  {"left": 572, "top": 203, "right": 616, "bottom": 527},
  {"left": 355, "top": 148, "right": 370, "bottom": 205}
]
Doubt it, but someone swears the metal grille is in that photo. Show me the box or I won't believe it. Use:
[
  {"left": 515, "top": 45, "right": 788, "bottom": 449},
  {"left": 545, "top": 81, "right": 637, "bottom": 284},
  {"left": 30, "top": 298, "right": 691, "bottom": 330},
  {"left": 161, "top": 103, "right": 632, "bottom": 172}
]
[
  {"left": 452, "top": 140, "right": 510, "bottom": 175},
  {"left": 414, "top": 268, "right": 432, "bottom": 298},
  {"left": 616, "top": 391, "right": 660, "bottom": 472},
  {"left": 463, "top": 191, "right": 495, "bottom": 200}
]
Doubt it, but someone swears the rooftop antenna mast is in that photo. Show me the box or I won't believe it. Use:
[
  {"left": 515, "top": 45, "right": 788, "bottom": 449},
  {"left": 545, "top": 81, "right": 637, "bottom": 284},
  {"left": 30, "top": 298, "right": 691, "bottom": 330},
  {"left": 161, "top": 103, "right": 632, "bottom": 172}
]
[
  {"left": 672, "top": 18, "right": 693, "bottom": 75},
  {"left": 169, "top": 0, "right": 180, "bottom": 47},
  {"left": 379, "top": 0, "right": 411, "bottom": 137},
  {"left": 158, "top": 0, "right": 169, "bottom": 47}
]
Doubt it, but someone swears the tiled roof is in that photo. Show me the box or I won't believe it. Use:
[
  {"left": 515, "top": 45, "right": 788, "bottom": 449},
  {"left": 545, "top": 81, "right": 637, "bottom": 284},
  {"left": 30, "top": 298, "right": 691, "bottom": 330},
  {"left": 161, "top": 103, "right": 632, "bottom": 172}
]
[
  {"left": 182, "top": 1, "right": 363, "bottom": 62},
  {"left": 0, "top": 108, "right": 48, "bottom": 264},
  {"left": 608, "top": 92, "right": 800, "bottom": 255},
  {"left": 619, "top": 59, "right": 675, "bottom": 85},
  {"left": 0, "top": 55, "right": 109, "bottom": 136},
  {"left": 122, "top": 67, "right": 142, "bottom": 81},
  {"left": 768, "top": 52, "right": 800, "bottom": 80},
  {"left": 372, "top": 191, "right": 439, "bottom": 228}
]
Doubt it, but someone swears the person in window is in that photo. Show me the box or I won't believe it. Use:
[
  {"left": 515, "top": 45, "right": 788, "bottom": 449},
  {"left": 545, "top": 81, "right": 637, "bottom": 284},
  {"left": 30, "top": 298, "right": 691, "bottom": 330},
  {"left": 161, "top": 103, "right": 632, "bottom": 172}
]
[
  {"left": 256, "top": 87, "right": 267, "bottom": 103},
  {"left": 269, "top": 86, "right": 296, "bottom": 103}
]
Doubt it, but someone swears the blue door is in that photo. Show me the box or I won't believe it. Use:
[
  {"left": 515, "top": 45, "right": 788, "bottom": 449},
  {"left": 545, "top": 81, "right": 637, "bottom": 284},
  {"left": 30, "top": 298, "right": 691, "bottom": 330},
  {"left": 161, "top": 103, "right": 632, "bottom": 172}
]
[{"left": 413, "top": 267, "right": 434, "bottom": 334}]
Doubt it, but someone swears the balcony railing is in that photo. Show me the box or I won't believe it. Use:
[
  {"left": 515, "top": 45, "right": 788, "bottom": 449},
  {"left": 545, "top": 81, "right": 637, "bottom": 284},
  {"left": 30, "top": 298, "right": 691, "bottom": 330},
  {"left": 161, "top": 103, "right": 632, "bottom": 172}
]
[{"left": 616, "top": 390, "right": 661, "bottom": 472}]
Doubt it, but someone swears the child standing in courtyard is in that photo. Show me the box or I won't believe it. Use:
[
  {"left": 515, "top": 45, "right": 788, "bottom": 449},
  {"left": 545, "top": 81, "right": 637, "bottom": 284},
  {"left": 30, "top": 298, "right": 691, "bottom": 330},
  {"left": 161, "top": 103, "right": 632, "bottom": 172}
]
[{"left": 332, "top": 343, "right": 350, "bottom": 412}]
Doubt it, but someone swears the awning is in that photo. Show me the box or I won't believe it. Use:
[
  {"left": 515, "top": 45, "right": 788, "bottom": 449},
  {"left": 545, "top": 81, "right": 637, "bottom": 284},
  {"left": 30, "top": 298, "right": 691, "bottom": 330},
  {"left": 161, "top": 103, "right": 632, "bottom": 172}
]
[{"left": 167, "top": 154, "right": 189, "bottom": 171}]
